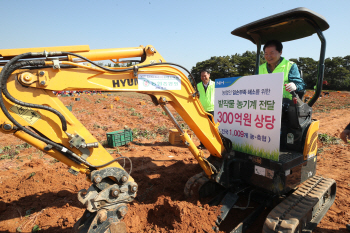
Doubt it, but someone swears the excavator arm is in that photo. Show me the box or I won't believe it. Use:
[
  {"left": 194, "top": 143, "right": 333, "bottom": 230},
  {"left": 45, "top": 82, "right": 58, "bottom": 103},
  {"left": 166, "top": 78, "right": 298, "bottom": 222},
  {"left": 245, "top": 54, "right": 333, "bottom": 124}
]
[{"left": 0, "top": 45, "right": 228, "bottom": 232}]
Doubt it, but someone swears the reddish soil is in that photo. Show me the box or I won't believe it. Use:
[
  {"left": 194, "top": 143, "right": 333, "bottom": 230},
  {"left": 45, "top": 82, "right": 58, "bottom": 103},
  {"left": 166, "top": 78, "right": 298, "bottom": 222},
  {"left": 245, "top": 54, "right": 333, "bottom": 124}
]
[{"left": 0, "top": 91, "right": 349, "bottom": 233}]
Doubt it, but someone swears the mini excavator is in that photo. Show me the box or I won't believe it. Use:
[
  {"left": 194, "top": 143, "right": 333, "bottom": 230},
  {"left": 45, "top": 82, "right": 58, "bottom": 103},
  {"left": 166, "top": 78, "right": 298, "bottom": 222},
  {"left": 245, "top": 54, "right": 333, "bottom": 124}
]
[{"left": 0, "top": 7, "right": 335, "bottom": 233}]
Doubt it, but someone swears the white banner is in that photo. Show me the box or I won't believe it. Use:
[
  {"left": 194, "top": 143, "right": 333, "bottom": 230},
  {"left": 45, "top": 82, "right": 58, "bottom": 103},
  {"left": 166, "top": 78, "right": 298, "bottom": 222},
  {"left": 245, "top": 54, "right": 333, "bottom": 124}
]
[
  {"left": 214, "top": 73, "right": 283, "bottom": 161},
  {"left": 138, "top": 74, "right": 181, "bottom": 91}
]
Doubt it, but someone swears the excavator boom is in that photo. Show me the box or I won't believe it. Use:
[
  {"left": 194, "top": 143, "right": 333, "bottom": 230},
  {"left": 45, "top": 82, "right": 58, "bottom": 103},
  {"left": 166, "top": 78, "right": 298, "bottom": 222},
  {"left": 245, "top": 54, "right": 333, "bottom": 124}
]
[{"left": 0, "top": 45, "right": 228, "bottom": 232}]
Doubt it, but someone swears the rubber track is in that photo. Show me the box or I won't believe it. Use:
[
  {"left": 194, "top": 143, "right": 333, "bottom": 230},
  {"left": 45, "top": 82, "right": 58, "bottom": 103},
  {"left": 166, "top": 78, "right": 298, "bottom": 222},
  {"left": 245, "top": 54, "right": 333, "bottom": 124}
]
[
  {"left": 184, "top": 172, "right": 209, "bottom": 198},
  {"left": 263, "top": 175, "right": 336, "bottom": 233}
]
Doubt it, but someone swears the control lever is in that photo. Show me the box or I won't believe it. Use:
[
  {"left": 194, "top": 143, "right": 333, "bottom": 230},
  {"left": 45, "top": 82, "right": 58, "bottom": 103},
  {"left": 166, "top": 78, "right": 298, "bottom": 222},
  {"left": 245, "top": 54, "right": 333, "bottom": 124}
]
[{"left": 290, "top": 91, "right": 303, "bottom": 106}]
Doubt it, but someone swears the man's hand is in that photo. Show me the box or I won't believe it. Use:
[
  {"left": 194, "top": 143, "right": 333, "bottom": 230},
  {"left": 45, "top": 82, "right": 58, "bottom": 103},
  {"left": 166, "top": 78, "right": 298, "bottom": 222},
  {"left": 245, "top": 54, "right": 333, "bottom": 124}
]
[
  {"left": 340, "top": 129, "right": 350, "bottom": 143},
  {"left": 285, "top": 82, "right": 297, "bottom": 92}
]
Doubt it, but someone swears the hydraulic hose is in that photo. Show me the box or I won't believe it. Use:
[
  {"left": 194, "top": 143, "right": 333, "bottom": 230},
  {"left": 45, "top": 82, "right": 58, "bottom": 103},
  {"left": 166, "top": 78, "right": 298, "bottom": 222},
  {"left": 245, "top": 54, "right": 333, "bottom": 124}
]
[
  {"left": 219, "top": 132, "right": 232, "bottom": 152},
  {"left": 94, "top": 155, "right": 132, "bottom": 175},
  {"left": 61, "top": 52, "right": 198, "bottom": 93},
  {"left": 0, "top": 50, "right": 198, "bottom": 170},
  {"left": 0, "top": 53, "right": 88, "bottom": 168},
  {"left": 1, "top": 60, "right": 68, "bottom": 131},
  {"left": 0, "top": 52, "right": 134, "bottom": 170}
]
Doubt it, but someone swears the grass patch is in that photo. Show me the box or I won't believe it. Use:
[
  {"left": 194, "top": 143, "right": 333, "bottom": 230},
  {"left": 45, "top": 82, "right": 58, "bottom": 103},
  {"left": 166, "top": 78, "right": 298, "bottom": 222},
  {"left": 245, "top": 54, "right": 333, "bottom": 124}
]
[
  {"left": 32, "top": 225, "right": 41, "bottom": 232},
  {"left": 318, "top": 133, "right": 340, "bottom": 145},
  {"left": 77, "top": 109, "right": 87, "bottom": 113},
  {"left": 94, "top": 98, "right": 107, "bottom": 104},
  {"left": 180, "top": 123, "right": 189, "bottom": 130},
  {"left": 162, "top": 136, "right": 169, "bottom": 142},
  {"left": 0, "top": 154, "right": 13, "bottom": 160},
  {"left": 129, "top": 108, "right": 144, "bottom": 119},
  {"left": 175, "top": 114, "right": 183, "bottom": 122},
  {"left": 231, "top": 142, "right": 279, "bottom": 161},
  {"left": 0, "top": 148, "right": 20, "bottom": 160},
  {"left": 156, "top": 125, "right": 170, "bottom": 141},
  {"left": 131, "top": 111, "right": 143, "bottom": 118},
  {"left": 156, "top": 125, "right": 168, "bottom": 135},
  {"left": 15, "top": 143, "right": 32, "bottom": 149},
  {"left": 50, "top": 158, "right": 60, "bottom": 164},
  {"left": 132, "top": 128, "right": 156, "bottom": 139},
  {"left": 83, "top": 97, "right": 91, "bottom": 102},
  {"left": 2, "top": 145, "right": 11, "bottom": 152},
  {"left": 28, "top": 172, "right": 36, "bottom": 178}
]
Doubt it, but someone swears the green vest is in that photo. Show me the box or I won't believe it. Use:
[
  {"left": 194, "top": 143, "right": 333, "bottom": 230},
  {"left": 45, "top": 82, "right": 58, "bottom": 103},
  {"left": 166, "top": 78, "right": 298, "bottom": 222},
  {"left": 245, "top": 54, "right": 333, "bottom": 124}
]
[
  {"left": 259, "top": 58, "right": 293, "bottom": 99},
  {"left": 197, "top": 80, "right": 215, "bottom": 112}
]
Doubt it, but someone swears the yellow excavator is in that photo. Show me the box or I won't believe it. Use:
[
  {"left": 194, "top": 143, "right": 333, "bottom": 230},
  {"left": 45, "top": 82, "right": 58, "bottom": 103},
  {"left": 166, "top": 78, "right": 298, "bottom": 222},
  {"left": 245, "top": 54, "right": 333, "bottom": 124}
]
[{"left": 0, "top": 7, "right": 336, "bottom": 233}]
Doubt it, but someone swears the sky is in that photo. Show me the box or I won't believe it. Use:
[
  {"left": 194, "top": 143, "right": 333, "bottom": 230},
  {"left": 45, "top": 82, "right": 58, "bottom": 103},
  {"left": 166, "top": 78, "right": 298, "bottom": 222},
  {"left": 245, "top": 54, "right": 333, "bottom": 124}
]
[{"left": 1, "top": 0, "right": 349, "bottom": 72}]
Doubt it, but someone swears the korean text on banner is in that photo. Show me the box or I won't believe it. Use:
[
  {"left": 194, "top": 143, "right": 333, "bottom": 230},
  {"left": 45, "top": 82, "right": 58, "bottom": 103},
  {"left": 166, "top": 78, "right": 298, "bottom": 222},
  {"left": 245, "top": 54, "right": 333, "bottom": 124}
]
[
  {"left": 214, "top": 73, "right": 283, "bottom": 161},
  {"left": 138, "top": 74, "right": 181, "bottom": 91}
]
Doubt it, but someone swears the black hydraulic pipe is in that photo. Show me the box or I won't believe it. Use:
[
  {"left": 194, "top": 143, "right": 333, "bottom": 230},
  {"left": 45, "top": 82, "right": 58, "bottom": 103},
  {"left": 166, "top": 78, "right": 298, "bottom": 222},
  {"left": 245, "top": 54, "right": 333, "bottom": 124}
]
[
  {"left": 0, "top": 51, "right": 194, "bottom": 170},
  {"left": 61, "top": 52, "right": 199, "bottom": 93},
  {"left": 0, "top": 53, "right": 93, "bottom": 169},
  {"left": 1, "top": 60, "right": 68, "bottom": 131},
  {"left": 254, "top": 39, "right": 261, "bottom": 75},
  {"left": 305, "top": 18, "right": 327, "bottom": 107}
]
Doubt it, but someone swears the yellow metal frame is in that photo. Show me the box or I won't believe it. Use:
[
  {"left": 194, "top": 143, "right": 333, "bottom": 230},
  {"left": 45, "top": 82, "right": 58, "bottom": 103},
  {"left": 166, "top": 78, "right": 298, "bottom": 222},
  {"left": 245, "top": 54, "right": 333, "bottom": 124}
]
[
  {"left": 0, "top": 45, "right": 225, "bottom": 180},
  {"left": 0, "top": 45, "right": 90, "bottom": 58},
  {"left": 303, "top": 120, "right": 319, "bottom": 160}
]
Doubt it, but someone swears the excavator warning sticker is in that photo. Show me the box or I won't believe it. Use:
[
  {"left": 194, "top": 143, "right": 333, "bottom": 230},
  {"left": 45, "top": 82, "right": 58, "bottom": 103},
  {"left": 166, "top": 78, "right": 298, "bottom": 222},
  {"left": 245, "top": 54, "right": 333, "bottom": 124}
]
[
  {"left": 254, "top": 165, "right": 265, "bottom": 176},
  {"left": 10, "top": 105, "right": 41, "bottom": 125},
  {"left": 138, "top": 74, "right": 181, "bottom": 91}
]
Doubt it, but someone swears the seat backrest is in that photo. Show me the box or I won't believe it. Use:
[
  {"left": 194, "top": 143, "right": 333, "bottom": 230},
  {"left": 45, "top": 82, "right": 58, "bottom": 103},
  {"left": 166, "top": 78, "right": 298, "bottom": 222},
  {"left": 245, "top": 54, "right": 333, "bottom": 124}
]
[{"left": 295, "top": 70, "right": 305, "bottom": 99}]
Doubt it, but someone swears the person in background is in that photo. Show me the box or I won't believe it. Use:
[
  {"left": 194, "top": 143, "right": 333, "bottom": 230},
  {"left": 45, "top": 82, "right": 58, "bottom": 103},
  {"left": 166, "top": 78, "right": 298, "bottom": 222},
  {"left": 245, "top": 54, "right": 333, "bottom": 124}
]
[
  {"left": 341, "top": 123, "right": 350, "bottom": 231},
  {"left": 197, "top": 70, "right": 215, "bottom": 148},
  {"left": 259, "top": 40, "right": 306, "bottom": 100},
  {"left": 197, "top": 70, "right": 215, "bottom": 118},
  {"left": 340, "top": 123, "right": 350, "bottom": 143}
]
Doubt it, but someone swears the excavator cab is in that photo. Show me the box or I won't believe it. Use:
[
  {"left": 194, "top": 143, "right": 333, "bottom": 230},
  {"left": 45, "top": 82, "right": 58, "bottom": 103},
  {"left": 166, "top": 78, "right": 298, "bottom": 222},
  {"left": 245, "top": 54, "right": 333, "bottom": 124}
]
[
  {"left": 196, "top": 7, "right": 336, "bottom": 232},
  {"left": 231, "top": 7, "right": 328, "bottom": 146},
  {"left": 228, "top": 7, "right": 329, "bottom": 193}
]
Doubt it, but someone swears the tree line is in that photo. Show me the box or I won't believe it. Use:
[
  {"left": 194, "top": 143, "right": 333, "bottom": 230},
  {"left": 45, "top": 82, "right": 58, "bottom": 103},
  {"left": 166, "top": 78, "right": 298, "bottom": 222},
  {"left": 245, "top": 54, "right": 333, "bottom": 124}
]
[{"left": 191, "top": 51, "right": 350, "bottom": 91}]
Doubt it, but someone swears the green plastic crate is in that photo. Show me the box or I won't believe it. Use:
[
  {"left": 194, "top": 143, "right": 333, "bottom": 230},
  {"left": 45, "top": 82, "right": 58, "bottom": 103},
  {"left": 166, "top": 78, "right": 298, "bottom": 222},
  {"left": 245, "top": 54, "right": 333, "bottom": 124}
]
[{"left": 106, "top": 129, "right": 133, "bottom": 147}]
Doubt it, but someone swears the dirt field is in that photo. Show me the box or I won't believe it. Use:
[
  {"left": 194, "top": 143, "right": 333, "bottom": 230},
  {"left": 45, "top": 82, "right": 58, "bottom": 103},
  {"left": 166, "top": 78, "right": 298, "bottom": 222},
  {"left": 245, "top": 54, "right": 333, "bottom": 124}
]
[{"left": 0, "top": 90, "right": 349, "bottom": 233}]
